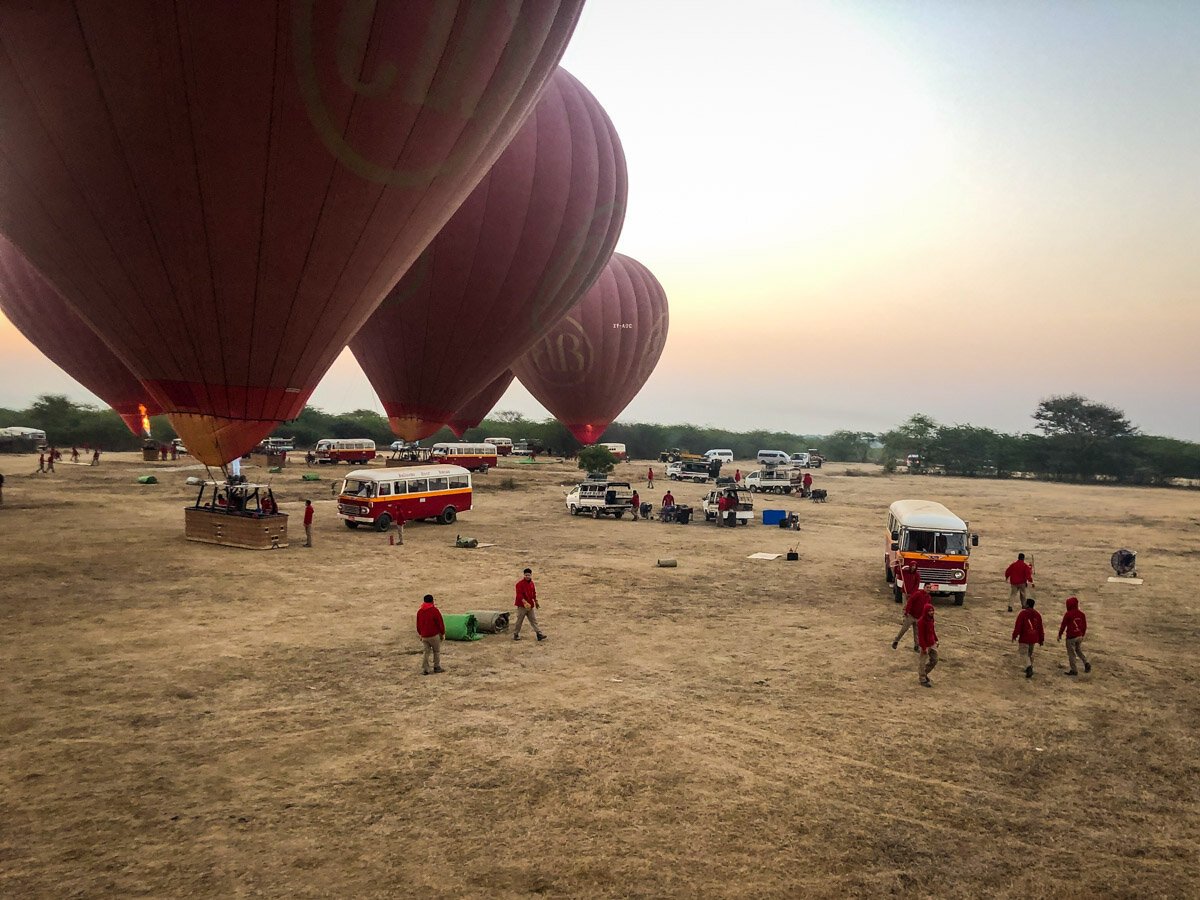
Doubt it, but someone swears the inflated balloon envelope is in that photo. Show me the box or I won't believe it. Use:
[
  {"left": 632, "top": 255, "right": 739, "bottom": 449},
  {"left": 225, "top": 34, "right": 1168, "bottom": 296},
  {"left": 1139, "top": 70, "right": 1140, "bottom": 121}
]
[
  {"left": 447, "top": 370, "right": 516, "bottom": 438},
  {"left": 0, "top": 1, "right": 585, "bottom": 467}
]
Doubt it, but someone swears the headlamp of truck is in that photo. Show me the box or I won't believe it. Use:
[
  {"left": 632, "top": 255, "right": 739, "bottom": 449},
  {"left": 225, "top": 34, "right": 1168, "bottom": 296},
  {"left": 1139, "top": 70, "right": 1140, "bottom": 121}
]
[{"left": 951, "top": 569, "right": 965, "bottom": 580}]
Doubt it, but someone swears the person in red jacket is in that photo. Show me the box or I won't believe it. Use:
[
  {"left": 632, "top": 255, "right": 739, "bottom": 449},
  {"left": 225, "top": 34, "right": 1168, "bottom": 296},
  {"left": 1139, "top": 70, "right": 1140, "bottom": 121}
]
[
  {"left": 302, "top": 499, "right": 314, "bottom": 547},
  {"left": 416, "top": 594, "right": 446, "bottom": 675},
  {"left": 899, "top": 561, "right": 921, "bottom": 599},
  {"left": 1005, "top": 552, "right": 1034, "bottom": 612},
  {"left": 916, "top": 604, "right": 938, "bottom": 687},
  {"left": 802, "top": 471, "right": 813, "bottom": 497},
  {"left": 630, "top": 490, "right": 640, "bottom": 522},
  {"left": 1012, "top": 597, "right": 1045, "bottom": 678},
  {"left": 1057, "top": 596, "right": 1091, "bottom": 676},
  {"left": 647, "top": 467, "right": 655, "bottom": 489},
  {"left": 893, "top": 588, "right": 930, "bottom": 652},
  {"left": 513, "top": 567, "right": 546, "bottom": 641}
]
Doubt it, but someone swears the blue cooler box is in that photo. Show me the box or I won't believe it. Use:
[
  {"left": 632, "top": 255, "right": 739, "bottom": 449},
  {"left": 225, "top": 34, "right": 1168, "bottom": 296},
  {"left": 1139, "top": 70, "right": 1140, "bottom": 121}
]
[{"left": 761, "top": 509, "right": 786, "bottom": 526}]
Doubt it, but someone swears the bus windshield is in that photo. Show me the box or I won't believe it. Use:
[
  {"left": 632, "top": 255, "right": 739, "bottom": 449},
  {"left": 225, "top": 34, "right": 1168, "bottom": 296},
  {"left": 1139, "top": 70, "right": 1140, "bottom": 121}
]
[
  {"left": 343, "top": 479, "right": 374, "bottom": 498},
  {"left": 904, "top": 530, "right": 967, "bottom": 555}
]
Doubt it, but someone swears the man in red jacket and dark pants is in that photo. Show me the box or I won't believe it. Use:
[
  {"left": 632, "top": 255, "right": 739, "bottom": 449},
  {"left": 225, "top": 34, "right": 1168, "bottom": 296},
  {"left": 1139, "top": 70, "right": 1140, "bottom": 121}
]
[
  {"left": 893, "top": 587, "right": 930, "bottom": 652},
  {"left": 1005, "top": 553, "right": 1034, "bottom": 612},
  {"left": 1058, "top": 596, "right": 1091, "bottom": 676},
  {"left": 513, "top": 567, "right": 546, "bottom": 642},
  {"left": 1012, "top": 597, "right": 1045, "bottom": 678},
  {"left": 416, "top": 594, "right": 445, "bottom": 675},
  {"left": 916, "top": 604, "right": 938, "bottom": 687}
]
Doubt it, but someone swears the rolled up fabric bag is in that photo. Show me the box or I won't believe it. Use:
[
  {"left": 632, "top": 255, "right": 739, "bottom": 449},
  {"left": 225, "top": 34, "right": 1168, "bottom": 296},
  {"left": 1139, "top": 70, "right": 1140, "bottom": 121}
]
[
  {"left": 467, "top": 610, "right": 509, "bottom": 633},
  {"left": 442, "top": 614, "right": 482, "bottom": 641}
]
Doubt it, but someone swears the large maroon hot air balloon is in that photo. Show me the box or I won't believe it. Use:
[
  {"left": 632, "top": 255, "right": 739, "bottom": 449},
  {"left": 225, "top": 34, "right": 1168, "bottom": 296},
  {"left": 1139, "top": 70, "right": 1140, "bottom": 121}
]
[
  {"left": 514, "top": 253, "right": 669, "bottom": 445},
  {"left": 350, "top": 67, "right": 626, "bottom": 442},
  {"left": 446, "top": 370, "right": 515, "bottom": 438},
  {"left": 0, "top": 236, "right": 161, "bottom": 436},
  {"left": 0, "top": 2, "right": 583, "bottom": 466}
]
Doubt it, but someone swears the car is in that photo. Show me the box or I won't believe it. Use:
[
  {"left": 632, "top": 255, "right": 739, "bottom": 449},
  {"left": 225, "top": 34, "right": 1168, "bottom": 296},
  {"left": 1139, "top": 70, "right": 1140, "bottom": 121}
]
[
  {"left": 565, "top": 480, "right": 635, "bottom": 518},
  {"left": 757, "top": 450, "right": 790, "bottom": 466},
  {"left": 790, "top": 452, "right": 811, "bottom": 468},
  {"left": 667, "top": 458, "right": 720, "bottom": 483},
  {"left": 704, "top": 449, "right": 734, "bottom": 463},
  {"left": 702, "top": 488, "right": 753, "bottom": 525},
  {"left": 744, "top": 467, "right": 799, "bottom": 493}
]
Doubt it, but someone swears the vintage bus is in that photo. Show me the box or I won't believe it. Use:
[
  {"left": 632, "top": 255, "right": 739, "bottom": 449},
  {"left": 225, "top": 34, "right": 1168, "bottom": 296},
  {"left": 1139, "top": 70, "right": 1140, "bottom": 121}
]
[
  {"left": 598, "top": 442, "right": 627, "bottom": 461},
  {"left": 885, "top": 499, "right": 979, "bottom": 605},
  {"left": 483, "top": 437, "right": 513, "bottom": 456},
  {"left": 314, "top": 438, "right": 376, "bottom": 465},
  {"left": 428, "top": 442, "right": 498, "bottom": 472},
  {"left": 338, "top": 465, "right": 472, "bottom": 530}
]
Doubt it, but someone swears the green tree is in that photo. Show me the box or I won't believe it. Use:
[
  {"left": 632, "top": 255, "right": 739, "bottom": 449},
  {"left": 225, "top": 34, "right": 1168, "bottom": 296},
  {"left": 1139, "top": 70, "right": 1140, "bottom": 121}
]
[
  {"left": 822, "top": 430, "right": 876, "bottom": 463},
  {"left": 1033, "top": 394, "right": 1137, "bottom": 480},
  {"left": 577, "top": 444, "right": 617, "bottom": 474},
  {"left": 880, "top": 414, "right": 938, "bottom": 466}
]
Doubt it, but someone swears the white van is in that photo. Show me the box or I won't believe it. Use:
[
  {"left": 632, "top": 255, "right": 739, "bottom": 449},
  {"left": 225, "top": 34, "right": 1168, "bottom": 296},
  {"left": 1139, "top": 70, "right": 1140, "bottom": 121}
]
[
  {"left": 757, "top": 450, "right": 790, "bottom": 467},
  {"left": 704, "top": 449, "right": 734, "bottom": 463},
  {"left": 598, "top": 442, "right": 627, "bottom": 460}
]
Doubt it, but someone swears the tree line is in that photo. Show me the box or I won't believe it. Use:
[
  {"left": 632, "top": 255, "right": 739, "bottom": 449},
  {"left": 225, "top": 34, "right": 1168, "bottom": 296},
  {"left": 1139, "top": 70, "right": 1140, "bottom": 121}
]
[{"left": 4, "top": 393, "right": 1198, "bottom": 486}]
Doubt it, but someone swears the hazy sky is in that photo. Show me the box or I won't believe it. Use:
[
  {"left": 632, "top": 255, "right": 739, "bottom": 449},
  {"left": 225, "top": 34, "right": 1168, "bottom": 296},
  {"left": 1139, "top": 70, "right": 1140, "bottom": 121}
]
[{"left": 2, "top": 1, "right": 1198, "bottom": 439}]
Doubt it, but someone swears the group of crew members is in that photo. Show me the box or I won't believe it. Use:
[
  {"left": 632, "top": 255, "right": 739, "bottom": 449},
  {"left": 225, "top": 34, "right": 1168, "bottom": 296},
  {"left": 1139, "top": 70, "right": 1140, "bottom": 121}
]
[{"left": 892, "top": 557, "right": 1093, "bottom": 687}]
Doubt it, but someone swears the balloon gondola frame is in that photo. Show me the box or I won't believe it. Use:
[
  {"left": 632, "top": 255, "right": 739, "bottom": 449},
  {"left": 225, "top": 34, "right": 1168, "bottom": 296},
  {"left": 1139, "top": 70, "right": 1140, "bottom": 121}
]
[{"left": 185, "top": 481, "right": 287, "bottom": 550}]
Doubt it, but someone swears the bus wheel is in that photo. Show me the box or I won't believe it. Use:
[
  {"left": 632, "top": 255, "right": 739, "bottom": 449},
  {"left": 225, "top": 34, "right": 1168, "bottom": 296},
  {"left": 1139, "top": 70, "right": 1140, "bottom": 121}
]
[
  {"left": 345, "top": 521, "right": 359, "bottom": 529},
  {"left": 439, "top": 506, "right": 457, "bottom": 525},
  {"left": 954, "top": 593, "right": 965, "bottom": 606},
  {"left": 375, "top": 513, "right": 392, "bottom": 533}
]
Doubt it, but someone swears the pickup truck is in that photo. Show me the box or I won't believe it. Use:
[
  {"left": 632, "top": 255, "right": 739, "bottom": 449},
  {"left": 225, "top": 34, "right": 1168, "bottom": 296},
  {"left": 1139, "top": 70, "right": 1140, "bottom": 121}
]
[
  {"left": 744, "top": 467, "right": 800, "bottom": 494},
  {"left": 565, "top": 480, "right": 635, "bottom": 518},
  {"left": 702, "top": 488, "right": 753, "bottom": 525},
  {"left": 806, "top": 449, "right": 824, "bottom": 468},
  {"left": 667, "top": 458, "right": 721, "bottom": 483}
]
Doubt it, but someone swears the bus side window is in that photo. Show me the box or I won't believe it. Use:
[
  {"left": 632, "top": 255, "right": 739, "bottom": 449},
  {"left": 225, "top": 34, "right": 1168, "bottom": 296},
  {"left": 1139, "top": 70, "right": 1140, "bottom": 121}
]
[
  {"left": 408, "top": 478, "right": 429, "bottom": 493},
  {"left": 449, "top": 474, "right": 469, "bottom": 488},
  {"left": 392, "top": 481, "right": 407, "bottom": 494},
  {"left": 378, "top": 482, "right": 393, "bottom": 497},
  {"left": 428, "top": 477, "right": 449, "bottom": 492}
]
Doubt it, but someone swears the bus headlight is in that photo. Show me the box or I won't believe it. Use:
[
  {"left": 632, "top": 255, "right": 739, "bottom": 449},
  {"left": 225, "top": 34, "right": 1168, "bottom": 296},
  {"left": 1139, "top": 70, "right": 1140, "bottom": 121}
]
[{"left": 951, "top": 569, "right": 965, "bottom": 580}]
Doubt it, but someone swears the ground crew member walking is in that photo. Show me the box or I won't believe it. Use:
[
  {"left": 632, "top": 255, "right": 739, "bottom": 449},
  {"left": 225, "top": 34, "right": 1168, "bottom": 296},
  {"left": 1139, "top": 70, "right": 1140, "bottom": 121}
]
[
  {"left": 900, "top": 560, "right": 921, "bottom": 598},
  {"left": 416, "top": 594, "right": 445, "bottom": 675},
  {"left": 1005, "top": 552, "right": 1034, "bottom": 612},
  {"left": 802, "top": 471, "right": 813, "bottom": 496},
  {"left": 303, "top": 499, "right": 314, "bottom": 547},
  {"left": 647, "top": 467, "right": 654, "bottom": 489},
  {"left": 630, "top": 489, "right": 640, "bottom": 522},
  {"left": 917, "top": 604, "right": 938, "bottom": 687},
  {"left": 1057, "top": 596, "right": 1091, "bottom": 676},
  {"left": 393, "top": 509, "right": 405, "bottom": 545},
  {"left": 893, "top": 587, "right": 930, "bottom": 652},
  {"left": 37, "top": 452, "right": 46, "bottom": 473},
  {"left": 513, "top": 567, "right": 546, "bottom": 641},
  {"left": 1012, "top": 597, "right": 1044, "bottom": 678}
]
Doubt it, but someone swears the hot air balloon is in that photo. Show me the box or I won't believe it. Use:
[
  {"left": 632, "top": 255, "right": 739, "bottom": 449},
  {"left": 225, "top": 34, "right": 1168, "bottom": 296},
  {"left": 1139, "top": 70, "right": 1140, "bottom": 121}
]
[
  {"left": 0, "top": 236, "right": 161, "bottom": 437},
  {"left": 513, "top": 253, "right": 669, "bottom": 445},
  {"left": 350, "top": 67, "right": 626, "bottom": 442},
  {"left": 446, "top": 370, "right": 515, "bottom": 438},
  {"left": 0, "top": 2, "right": 583, "bottom": 466}
]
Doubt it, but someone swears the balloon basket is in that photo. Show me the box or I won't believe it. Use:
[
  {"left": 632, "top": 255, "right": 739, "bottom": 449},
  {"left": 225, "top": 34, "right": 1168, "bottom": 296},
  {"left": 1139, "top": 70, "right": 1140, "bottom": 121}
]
[{"left": 184, "top": 508, "right": 289, "bottom": 550}]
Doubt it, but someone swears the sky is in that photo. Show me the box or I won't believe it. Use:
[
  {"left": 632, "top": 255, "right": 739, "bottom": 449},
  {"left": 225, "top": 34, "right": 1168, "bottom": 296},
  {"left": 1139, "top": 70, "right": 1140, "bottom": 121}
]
[{"left": 2, "top": 0, "right": 1198, "bottom": 439}]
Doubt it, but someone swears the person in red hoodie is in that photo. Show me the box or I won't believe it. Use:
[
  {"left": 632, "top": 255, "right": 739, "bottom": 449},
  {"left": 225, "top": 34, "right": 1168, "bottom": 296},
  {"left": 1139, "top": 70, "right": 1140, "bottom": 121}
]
[
  {"left": 893, "top": 587, "right": 930, "bottom": 652},
  {"left": 1011, "top": 597, "right": 1045, "bottom": 678},
  {"left": 899, "top": 561, "right": 921, "bottom": 600},
  {"left": 1004, "top": 552, "right": 1034, "bottom": 612},
  {"left": 1057, "top": 596, "right": 1091, "bottom": 676},
  {"left": 916, "top": 604, "right": 938, "bottom": 687},
  {"left": 513, "top": 567, "right": 546, "bottom": 642},
  {"left": 302, "top": 499, "right": 314, "bottom": 547},
  {"left": 416, "top": 594, "right": 446, "bottom": 675}
]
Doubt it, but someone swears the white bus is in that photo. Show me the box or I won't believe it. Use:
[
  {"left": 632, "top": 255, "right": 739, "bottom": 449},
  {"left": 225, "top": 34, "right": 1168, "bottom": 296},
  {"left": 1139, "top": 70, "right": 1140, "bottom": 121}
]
[
  {"left": 428, "top": 442, "right": 498, "bottom": 472},
  {"left": 598, "top": 442, "right": 627, "bottom": 460},
  {"left": 484, "top": 437, "right": 513, "bottom": 456},
  {"left": 314, "top": 438, "right": 376, "bottom": 465}
]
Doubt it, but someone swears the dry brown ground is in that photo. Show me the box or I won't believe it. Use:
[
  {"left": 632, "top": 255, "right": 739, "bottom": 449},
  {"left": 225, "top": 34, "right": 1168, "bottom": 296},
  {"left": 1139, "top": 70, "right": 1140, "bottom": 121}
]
[{"left": 1, "top": 451, "right": 1198, "bottom": 898}]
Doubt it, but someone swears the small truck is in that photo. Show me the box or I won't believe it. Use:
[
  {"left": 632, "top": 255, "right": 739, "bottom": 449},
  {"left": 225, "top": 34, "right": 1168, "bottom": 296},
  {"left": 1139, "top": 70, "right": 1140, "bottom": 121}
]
[
  {"left": 744, "top": 467, "right": 801, "bottom": 494},
  {"left": 565, "top": 480, "right": 635, "bottom": 518},
  {"left": 667, "top": 457, "right": 721, "bottom": 483},
  {"left": 702, "top": 487, "right": 753, "bottom": 525}
]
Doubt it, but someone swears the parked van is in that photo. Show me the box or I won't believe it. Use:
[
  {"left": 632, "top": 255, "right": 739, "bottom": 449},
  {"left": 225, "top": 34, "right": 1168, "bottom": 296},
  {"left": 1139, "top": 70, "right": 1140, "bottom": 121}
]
[
  {"left": 338, "top": 465, "right": 472, "bottom": 530},
  {"left": 429, "top": 442, "right": 498, "bottom": 472},
  {"left": 314, "top": 438, "right": 376, "bottom": 465},
  {"left": 484, "top": 437, "right": 513, "bottom": 456},
  {"left": 885, "top": 499, "right": 979, "bottom": 605},
  {"left": 757, "top": 450, "right": 790, "bottom": 467},
  {"left": 704, "top": 449, "right": 734, "bottom": 463},
  {"left": 598, "top": 442, "right": 627, "bottom": 461}
]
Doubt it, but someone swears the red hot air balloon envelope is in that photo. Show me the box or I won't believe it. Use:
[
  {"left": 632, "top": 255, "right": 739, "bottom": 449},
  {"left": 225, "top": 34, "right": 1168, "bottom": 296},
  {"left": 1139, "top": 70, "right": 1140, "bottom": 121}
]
[
  {"left": 514, "top": 253, "right": 669, "bottom": 445},
  {"left": 446, "top": 370, "right": 515, "bottom": 438},
  {"left": 0, "top": 236, "right": 162, "bottom": 437},
  {"left": 350, "top": 67, "right": 627, "bottom": 442},
  {"left": 0, "top": 1, "right": 583, "bottom": 467}
]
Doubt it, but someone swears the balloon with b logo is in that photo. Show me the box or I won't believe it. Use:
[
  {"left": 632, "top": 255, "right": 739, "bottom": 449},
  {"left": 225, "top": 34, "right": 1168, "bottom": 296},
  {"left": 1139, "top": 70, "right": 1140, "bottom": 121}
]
[
  {"left": 514, "top": 253, "right": 669, "bottom": 445},
  {"left": 0, "top": 1, "right": 583, "bottom": 466}
]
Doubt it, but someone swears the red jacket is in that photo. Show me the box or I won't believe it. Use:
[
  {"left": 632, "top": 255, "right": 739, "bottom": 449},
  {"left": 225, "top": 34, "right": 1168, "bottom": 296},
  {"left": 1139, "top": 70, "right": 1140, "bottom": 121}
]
[
  {"left": 802, "top": 473, "right": 813, "bottom": 487},
  {"left": 905, "top": 588, "right": 931, "bottom": 620},
  {"left": 1058, "top": 597, "right": 1087, "bottom": 639},
  {"left": 662, "top": 492, "right": 675, "bottom": 507},
  {"left": 1012, "top": 608, "right": 1044, "bottom": 645},
  {"left": 515, "top": 578, "right": 537, "bottom": 608},
  {"left": 416, "top": 602, "right": 445, "bottom": 638},
  {"left": 1005, "top": 559, "right": 1033, "bottom": 585},
  {"left": 303, "top": 505, "right": 314, "bottom": 525},
  {"left": 917, "top": 606, "right": 938, "bottom": 650},
  {"left": 900, "top": 564, "right": 921, "bottom": 596}
]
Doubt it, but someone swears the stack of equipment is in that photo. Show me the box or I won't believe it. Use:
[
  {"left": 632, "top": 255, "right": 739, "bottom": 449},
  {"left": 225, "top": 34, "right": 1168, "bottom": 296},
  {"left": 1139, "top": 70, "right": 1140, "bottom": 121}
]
[{"left": 467, "top": 610, "right": 510, "bottom": 633}]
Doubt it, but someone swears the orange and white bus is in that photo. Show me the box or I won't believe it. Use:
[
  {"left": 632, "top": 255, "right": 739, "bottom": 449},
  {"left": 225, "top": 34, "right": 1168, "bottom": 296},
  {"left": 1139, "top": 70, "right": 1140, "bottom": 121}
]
[
  {"left": 885, "top": 499, "right": 979, "bottom": 605},
  {"left": 338, "top": 465, "right": 472, "bottom": 531},
  {"left": 428, "top": 442, "right": 498, "bottom": 472},
  {"left": 314, "top": 438, "right": 376, "bottom": 465}
]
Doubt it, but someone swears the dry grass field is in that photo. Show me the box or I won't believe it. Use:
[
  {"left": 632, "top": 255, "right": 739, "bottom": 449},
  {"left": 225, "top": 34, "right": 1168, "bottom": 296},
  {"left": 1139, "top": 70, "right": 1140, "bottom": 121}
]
[{"left": 1, "top": 451, "right": 1198, "bottom": 898}]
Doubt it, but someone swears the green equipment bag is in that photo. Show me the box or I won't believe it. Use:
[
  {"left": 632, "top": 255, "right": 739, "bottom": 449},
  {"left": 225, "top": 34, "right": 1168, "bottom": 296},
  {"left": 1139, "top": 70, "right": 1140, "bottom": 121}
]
[{"left": 442, "top": 614, "right": 481, "bottom": 641}]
